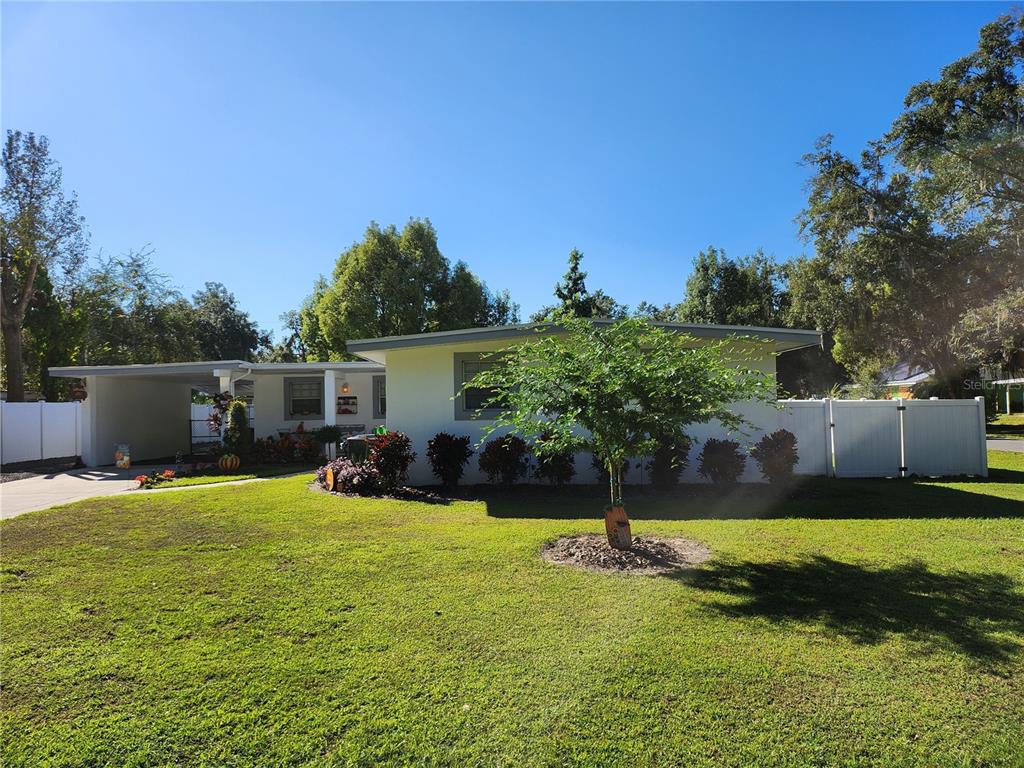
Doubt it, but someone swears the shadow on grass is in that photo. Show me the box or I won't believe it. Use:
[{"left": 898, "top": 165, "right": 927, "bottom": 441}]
[
  {"left": 681, "top": 555, "right": 1024, "bottom": 665},
  {"left": 474, "top": 473, "right": 1024, "bottom": 521}
]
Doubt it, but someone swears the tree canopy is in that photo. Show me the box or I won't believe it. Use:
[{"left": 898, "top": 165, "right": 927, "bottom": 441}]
[
  {"left": 1, "top": 130, "right": 88, "bottom": 400},
  {"left": 466, "top": 315, "right": 775, "bottom": 545},
  {"left": 311, "top": 219, "right": 519, "bottom": 358},
  {"left": 792, "top": 14, "right": 1024, "bottom": 393},
  {"left": 676, "top": 246, "right": 789, "bottom": 327},
  {"left": 530, "top": 249, "right": 628, "bottom": 321},
  {"left": 191, "top": 282, "right": 269, "bottom": 361}
]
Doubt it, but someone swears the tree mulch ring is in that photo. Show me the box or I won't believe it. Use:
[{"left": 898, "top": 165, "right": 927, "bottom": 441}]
[{"left": 542, "top": 534, "right": 711, "bottom": 576}]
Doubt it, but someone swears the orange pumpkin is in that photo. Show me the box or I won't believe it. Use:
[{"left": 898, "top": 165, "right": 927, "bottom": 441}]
[{"left": 219, "top": 453, "right": 240, "bottom": 471}]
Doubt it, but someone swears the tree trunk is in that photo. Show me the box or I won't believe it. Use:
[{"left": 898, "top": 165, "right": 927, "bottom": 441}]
[
  {"left": 1, "top": 319, "right": 26, "bottom": 402},
  {"left": 604, "top": 460, "right": 632, "bottom": 550}
]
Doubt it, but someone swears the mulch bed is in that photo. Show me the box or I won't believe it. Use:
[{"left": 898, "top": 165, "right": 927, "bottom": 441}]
[
  {"left": 542, "top": 534, "right": 711, "bottom": 576},
  {"left": 308, "top": 482, "right": 451, "bottom": 504}
]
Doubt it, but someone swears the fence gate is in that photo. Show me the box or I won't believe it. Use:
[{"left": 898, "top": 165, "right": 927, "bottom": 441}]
[
  {"left": 902, "top": 399, "right": 987, "bottom": 477},
  {"left": 830, "top": 400, "right": 903, "bottom": 478}
]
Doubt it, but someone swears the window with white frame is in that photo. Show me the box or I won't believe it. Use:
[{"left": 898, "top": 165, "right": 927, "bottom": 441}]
[
  {"left": 454, "top": 354, "right": 506, "bottom": 419},
  {"left": 285, "top": 378, "right": 323, "bottom": 419}
]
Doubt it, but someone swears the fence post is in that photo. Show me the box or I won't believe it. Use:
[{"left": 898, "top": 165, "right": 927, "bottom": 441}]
[
  {"left": 897, "top": 397, "right": 906, "bottom": 478},
  {"left": 823, "top": 398, "right": 834, "bottom": 478},
  {"left": 976, "top": 396, "right": 989, "bottom": 478},
  {"left": 38, "top": 400, "right": 46, "bottom": 462}
]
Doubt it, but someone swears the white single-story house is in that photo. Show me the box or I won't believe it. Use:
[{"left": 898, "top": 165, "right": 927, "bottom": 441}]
[
  {"left": 49, "top": 321, "right": 821, "bottom": 480},
  {"left": 346, "top": 321, "right": 821, "bottom": 484}
]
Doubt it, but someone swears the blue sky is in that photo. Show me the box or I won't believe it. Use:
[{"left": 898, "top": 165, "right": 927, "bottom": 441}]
[{"left": 1, "top": 1, "right": 1011, "bottom": 338}]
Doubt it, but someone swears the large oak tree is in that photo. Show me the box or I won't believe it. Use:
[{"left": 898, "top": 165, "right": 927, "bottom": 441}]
[{"left": 793, "top": 14, "right": 1024, "bottom": 393}]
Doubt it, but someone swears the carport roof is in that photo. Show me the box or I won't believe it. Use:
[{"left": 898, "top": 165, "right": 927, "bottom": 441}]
[{"left": 47, "top": 360, "right": 384, "bottom": 381}]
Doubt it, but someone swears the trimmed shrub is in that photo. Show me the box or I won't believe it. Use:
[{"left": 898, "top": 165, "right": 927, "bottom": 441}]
[
  {"left": 750, "top": 429, "right": 799, "bottom": 484},
  {"left": 646, "top": 434, "right": 691, "bottom": 490},
  {"left": 316, "top": 457, "right": 383, "bottom": 495},
  {"left": 426, "top": 432, "right": 473, "bottom": 487},
  {"left": 478, "top": 435, "right": 530, "bottom": 485},
  {"left": 312, "top": 424, "right": 343, "bottom": 447},
  {"left": 223, "top": 400, "right": 250, "bottom": 457},
  {"left": 590, "top": 453, "right": 631, "bottom": 485},
  {"left": 369, "top": 431, "right": 416, "bottom": 490},
  {"left": 697, "top": 438, "right": 746, "bottom": 486},
  {"left": 533, "top": 435, "right": 576, "bottom": 485}
]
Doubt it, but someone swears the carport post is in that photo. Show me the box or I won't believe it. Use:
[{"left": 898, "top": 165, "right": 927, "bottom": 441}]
[
  {"left": 213, "top": 369, "right": 237, "bottom": 442},
  {"left": 324, "top": 370, "right": 338, "bottom": 459}
]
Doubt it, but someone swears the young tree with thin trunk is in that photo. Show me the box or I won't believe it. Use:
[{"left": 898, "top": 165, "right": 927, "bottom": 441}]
[
  {"left": 1, "top": 131, "right": 87, "bottom": 401},
  {"left": 465, "top": 315, "right": 775, "bottom": 550}
]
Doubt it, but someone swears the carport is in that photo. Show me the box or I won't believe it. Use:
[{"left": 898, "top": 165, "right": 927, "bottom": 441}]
[
  {"left": 48, "top": 361, "right": 250, "bottom": 467},
  {"left": 47, "top": 360, "right": 386, "bottom": 467}
]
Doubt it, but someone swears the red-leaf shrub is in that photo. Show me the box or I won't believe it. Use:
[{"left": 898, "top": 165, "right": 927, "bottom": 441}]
[
  {"left": 426, "top": 432, "right": 473, "bottom": 487},
  {"left": 369, "top": 431, "right": 416, "bottom": 490},
  {"left": 697, "top": 438, "right": 746, "bottom": 486},
  {"left": 478, "top": 435, "right": 530, "bottom": 485},
  {"left": 533, "top": 434, "right": 576, "bottom": 485},
  {"left": 646, "top": 434, "right": 691, "bottom": 490},
  {"left": 252, "top": 434, "right": 323, "bottom": 465},
  {"left": 316, "top": 457, "right": 383, "bottom": 495},
  {"left": 750, "top": 429, "right": 799, "bottom": 484}
]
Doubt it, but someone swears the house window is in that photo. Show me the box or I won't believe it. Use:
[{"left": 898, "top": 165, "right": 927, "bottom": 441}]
[
  {"left": 454, "top": 353, "right": 506, "bottom": 420},
  {"left": 285, "top": 378, "right": 323, "bottom": 420},
  {"left": 373, "top": 376, "right": 386, "bottom": 419}
]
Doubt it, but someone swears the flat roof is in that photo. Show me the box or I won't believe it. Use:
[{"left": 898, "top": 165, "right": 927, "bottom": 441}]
[
  {"left": 47, "top": 360, "right": 384, "bottom": 379},
  {"left": 347, "top": 320, "right": 822, "bottom": 361}
]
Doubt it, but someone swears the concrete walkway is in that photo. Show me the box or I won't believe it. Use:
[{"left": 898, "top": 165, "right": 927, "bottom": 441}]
[
  {"left": 0, "top": 469, "right": 307, "bottom": 520},
  {"left": 988, "top": 438, "right": 1024, "bottom": 454},
  {"left": 1, "top": 467, "right": 140, "bottom": 519}
]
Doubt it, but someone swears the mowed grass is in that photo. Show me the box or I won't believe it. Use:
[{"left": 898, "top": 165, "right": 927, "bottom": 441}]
[
  {"left": 148, "top": 463, "right": 312, "bottom": 488},
  {"left": 2, "top": 453, "right": 1023, "bottom": 767},
  {"left": 988, "top": 413, "right": 1024, "bottom": 440}
]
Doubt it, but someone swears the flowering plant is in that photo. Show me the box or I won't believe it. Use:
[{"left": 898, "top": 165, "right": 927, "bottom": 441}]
[{"left": 136, "top": 468, "right": 180, "bottom": 489}]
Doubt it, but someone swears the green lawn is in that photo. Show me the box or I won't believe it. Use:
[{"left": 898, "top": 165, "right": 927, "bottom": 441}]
[
  {"left": 2, "top": 452, "right": 1022, "bottom": 767},
  {"left": 991, "top": 414, "right": 1024, "bottom": 426},
  {"left": 989, "top": 413, "right": 1024, "bottom": 440},
  {"left": 144, "top": 463, "right": 313, "bottom": 488}
]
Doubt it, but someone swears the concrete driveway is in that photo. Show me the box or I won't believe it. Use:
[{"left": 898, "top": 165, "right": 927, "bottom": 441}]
[
  {"left": 988, "top": 438, "right": 1024, "bottom": 454},
  {"left": 1, "top": 468, "right": 139, "bottom": 519}
]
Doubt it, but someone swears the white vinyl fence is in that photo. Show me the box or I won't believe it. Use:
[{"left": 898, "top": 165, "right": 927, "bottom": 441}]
[
  {"left": 191, "top": 403, "right": 219, "bottom": 446},
  {"left": 1, "top": 397, "right": 988, "bottom": 478},
  {"left": 778, "top": 396, "right": 988, "bottom": 478},
  {"left": 0, "top": 401, "right": 81, "bottom": 465},
  {"left": 190, "top": 403, "right": 255, "bottom": 448}
]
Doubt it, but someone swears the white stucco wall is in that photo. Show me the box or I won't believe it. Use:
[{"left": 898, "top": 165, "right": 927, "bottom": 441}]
[
  {"left": 384, "top": 340, "right": 780, "bottom": 485},
  {"left": 251, "top": 372, "right": 385, "bottom": 439},
  {"left": 81, "top": 376, "right": 192, "bottom": 466}
]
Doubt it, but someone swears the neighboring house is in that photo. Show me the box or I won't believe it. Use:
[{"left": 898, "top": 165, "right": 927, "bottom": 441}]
[
  {"left": 880, "top": 362, "right": 935, "bottom": 398},
  {"left": 50, "top": 321, "right": 821, "bottom": 476},
  {"left": 346, "top": 321, "right": 822, "bottom": 485},
  {"left": 48, "top": 361, "right": 386, "bottom": 467}
]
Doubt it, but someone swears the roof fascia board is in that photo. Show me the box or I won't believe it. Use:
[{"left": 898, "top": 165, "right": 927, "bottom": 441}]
[{"left": 346, "top": 322, "right": 822, "bottom": 354}]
